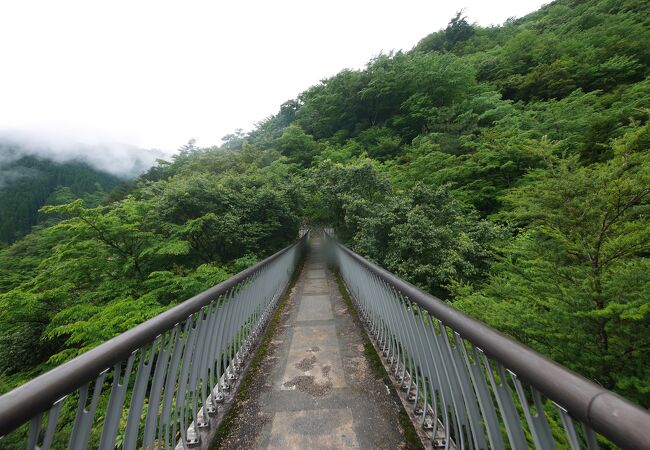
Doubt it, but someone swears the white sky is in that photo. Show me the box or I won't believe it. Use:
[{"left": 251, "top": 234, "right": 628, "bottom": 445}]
[{"left": 0, "top": 0, "right": 548, "bottom": 153}]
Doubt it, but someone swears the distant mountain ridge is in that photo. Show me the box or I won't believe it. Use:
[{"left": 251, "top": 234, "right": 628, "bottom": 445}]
[
  {"left": 0, "top": 133, "right": 166, "bottom": 178},
  {"left": 0, "top": 151, "right": 121, "bottom": 243},
  {"left": 0, "top": 135, "right": 169, "bottom": 243}
]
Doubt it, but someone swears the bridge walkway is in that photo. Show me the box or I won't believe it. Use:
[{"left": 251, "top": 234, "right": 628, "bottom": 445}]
[{"left": 212, "top": 238, "right": 416, "bottom": 449}]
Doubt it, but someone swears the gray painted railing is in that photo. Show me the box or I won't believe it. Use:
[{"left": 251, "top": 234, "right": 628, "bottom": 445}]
[
  {"left": 0, "top": 234, "right": 307, "bottom": 449},
  {"left": 325, "top": 235, "right": 650, "bottom": 450}
]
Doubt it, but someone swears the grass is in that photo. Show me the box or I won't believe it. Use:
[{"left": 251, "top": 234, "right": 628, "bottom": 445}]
[{"left": 334, "top": 272, "right": 424, "bottom": 450}]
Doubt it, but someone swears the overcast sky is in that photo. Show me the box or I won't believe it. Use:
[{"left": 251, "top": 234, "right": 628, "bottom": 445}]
[{"left": 0, "top": 0, "right": 548, "bottom": 153}]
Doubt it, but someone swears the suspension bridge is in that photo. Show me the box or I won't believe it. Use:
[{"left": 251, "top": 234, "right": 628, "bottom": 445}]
[{"left": 0, "top": 233, "right": 649, "bottom": 449}]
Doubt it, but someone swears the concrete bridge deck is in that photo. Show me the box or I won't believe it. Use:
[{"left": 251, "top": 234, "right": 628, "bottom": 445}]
[{"left": 213, "top": 239, "right": 417, "bottom": 449}]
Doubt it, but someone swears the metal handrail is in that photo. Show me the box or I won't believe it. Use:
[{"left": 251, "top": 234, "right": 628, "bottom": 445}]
[
  {"left": 0, "top": 233, "right": 308, "bottom": 448},
  {"left": 325, "top": 234, "right": 650, "bottom": 450}
]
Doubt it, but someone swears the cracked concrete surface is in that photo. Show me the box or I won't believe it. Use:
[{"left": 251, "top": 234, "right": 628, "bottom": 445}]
[{"left": 213, "top": 238, "right": 411, "bottom": 449}]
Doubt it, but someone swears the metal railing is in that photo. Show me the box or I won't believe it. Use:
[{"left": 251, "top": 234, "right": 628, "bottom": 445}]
[
  {"left": 325, "top": 235, "right": 650, "bottom": 450},
  {"left": 0, "top": 234, "right": 307, "bottom": 450}
]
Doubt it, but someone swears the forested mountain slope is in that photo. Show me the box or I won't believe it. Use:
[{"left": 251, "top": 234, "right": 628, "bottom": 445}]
[
  {"left": 1, "top": 0, "right": 648, "bottom": 430},
  {"left": 0, "top": 151, "right": 120, "bottom": 243},
  {"left": 242, "top": 0, "right": 650, "bottom": 407},
  {"left": 0, "top": 147, "right": 301, "bottom": 394}
]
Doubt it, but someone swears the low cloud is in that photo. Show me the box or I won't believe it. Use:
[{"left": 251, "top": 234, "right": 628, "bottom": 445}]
[
  {"left": 0, "top": 166, "right": 41, "bottom": 189},
  {"left": 0, "top": 129, "right": 169, "bottom": 179}
]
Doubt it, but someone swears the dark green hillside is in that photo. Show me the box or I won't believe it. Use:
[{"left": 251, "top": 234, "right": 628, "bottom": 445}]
[{"left": 0, "top": 153, "right": 120, "bottom": 243}]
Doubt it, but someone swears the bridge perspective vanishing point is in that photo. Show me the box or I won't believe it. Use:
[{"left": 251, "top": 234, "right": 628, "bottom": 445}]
[{"left": 0, "top": 232, "right": 649, "bottom": 449}]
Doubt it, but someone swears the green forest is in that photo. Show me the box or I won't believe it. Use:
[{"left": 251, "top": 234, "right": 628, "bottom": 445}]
[
  {"left": 1, "top": 0, "right": 649, "bottom": 428},
  {"left": 0, "top": 150, "right": 121, "bottom": 243}
]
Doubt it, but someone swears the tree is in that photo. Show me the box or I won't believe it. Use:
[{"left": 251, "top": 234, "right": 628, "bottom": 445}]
[
  {"left": 374, "top": 184, "right": 502, "bottom": 297},
  {"left": 178, "top": 138, "right": 199, "bottom": 154},
  {"left": 444, "top": 11, "right": 475, "bottom": 50},
  {"left": 221, "top": 128, "right": 246, "bottom": 150},
  {"left": 414, "top": 12, "right": 476, "bottom": 53},
  {"left": 305, "top": 159, "right": 391, "bottom": 239},
  {"left": 457, "top": 124, "right": 650, "bottom": 406},
  {"left": 277, "top": 125, "right": 320, "bottom": 166}
]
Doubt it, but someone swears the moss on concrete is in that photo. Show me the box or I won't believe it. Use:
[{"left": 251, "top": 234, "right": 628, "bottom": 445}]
[
  {"left": 334, "top": 272, "right": 423, "bottom": 450},
  {"left": 209, "top": 258, "right": 305, "bottom": 449}
]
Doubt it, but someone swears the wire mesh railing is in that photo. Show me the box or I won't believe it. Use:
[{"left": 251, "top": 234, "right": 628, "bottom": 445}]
[
  {"left": 0, "top": 234, "right": 307, "bottom": 450},
  {"left": 325, "top": 234, "right": 650, "bottom": 450}
]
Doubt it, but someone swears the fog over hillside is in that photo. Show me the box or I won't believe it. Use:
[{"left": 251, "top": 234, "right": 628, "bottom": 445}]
[{"left": 0, "top": 129, "right": 168, "bottom": 179}]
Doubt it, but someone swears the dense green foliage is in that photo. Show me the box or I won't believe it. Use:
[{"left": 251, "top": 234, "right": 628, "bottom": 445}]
[
  {"left": 248, "top": 0, "right": 650, "bottom": 409},
  {"left": 0, "top": 146, "right": 301, "bottom": 393},
  {"left": 0, "top": 150, "right": 120, "bottom": 243},
  {"left": 1, "top": 0, "right": 649, "bottom": 440},
  {"left": 457, "top": 131, "right": 650, "bottom": 402}
]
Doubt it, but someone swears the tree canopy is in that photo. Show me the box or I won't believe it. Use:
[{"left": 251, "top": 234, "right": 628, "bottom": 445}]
[{"left": 1, "top": 2, "right": 649, "bottom": 446}]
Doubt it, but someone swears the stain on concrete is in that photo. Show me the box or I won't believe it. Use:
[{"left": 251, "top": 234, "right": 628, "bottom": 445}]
[
  {"left": 283, "top": 375, "right": 333, "bottom": 397},
  {"left": 294, "top": 355, "right": 316, "bottom": 372}
]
